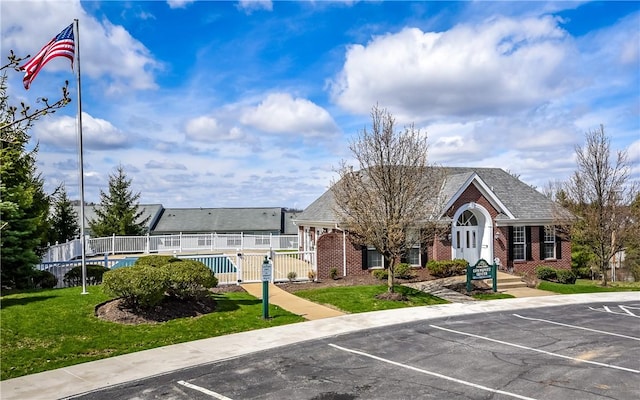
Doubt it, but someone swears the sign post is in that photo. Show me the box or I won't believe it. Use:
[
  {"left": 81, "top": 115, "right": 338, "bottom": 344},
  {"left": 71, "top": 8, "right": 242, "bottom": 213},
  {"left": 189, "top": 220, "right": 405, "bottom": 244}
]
[
  {"left": 261, "top": 256, "right": 272, "bottom": 319},
  {"left": 466, "top": 259, "right": 497, "bottom": 292}
]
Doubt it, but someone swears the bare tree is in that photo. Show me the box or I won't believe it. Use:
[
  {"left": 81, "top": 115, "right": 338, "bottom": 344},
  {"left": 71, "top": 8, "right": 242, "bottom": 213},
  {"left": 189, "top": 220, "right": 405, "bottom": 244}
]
[
  {"left": 332, "top": 105, "right": 445, "bottom": 294},
  {"left": 564, "top": 125, "right": 638, "bottom": 285}
]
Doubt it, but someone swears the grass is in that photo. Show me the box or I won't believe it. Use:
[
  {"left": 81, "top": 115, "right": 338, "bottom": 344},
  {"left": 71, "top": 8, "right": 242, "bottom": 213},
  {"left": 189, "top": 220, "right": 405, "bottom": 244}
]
[
  {"left": 538, "top": 279, "right": 640, "bottom": 294},
  {"left": 294, "top": 284, "right": 448, "bottom": 313},
  {"left": 471, "top": 292, "right": 515, "bottom": 300},
  {"left": 0, "top": 286, "right": 304, "bottom": 380}
]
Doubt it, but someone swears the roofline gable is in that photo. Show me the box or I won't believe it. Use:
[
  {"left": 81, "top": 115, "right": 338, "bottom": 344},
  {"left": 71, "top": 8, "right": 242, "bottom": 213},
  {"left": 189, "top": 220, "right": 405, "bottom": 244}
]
[{"left": 441, "top": 172, "right": 516, "bottom": 219}]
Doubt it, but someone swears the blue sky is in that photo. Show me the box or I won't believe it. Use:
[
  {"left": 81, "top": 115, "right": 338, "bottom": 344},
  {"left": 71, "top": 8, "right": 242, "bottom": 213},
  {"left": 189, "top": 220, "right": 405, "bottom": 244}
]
[{"left": 2, "top": 1, "right": 639, "bottom": 209}]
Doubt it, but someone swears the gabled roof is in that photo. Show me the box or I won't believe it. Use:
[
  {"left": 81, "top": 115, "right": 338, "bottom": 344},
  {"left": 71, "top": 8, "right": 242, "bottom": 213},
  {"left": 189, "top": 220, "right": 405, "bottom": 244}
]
[
  {"left": 74, "top": 204, "right": 163, "bottom": 234},
  {"left": 152, "top": 207, "right": 285, "bottom": 233},
  {"left": 295, "top": 167, "right": 568, "bottom": 225}
]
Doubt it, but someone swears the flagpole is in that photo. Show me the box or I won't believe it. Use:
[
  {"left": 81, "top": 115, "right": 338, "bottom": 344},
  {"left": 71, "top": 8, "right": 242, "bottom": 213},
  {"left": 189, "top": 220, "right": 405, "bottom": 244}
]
[{"left": 73, "top": 19, "right": 88, "bottom": 295}]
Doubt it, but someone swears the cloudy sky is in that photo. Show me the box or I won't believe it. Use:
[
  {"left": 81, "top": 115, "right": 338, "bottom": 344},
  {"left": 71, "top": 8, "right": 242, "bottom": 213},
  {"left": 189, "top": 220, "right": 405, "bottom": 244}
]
[{"left": 2, "top": 1, "right": 638, "bottom": 209}]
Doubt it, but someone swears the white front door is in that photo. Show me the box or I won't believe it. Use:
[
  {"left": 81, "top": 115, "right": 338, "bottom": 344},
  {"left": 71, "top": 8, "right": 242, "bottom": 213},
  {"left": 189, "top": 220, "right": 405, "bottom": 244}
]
[
  {"left": 454, "top": 210, "right": 480, "bottom": 265},
  {"left": 456, "top": 226, "right": 479, "bottom": 264}
]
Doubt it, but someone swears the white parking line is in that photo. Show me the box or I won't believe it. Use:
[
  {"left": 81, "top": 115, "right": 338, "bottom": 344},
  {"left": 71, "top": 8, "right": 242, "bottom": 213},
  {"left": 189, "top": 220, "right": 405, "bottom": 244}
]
[
  {"left": 430, "top": 325, "right": 640, "bottom": 374},
  {"left": 329, "top": 343, "right": 538, "bottom": 400},
  {"left": 589, "top": 305, "right": 640, "bottom": 317},
  {"left": 177, "top": 380, "right": 234, "bottom": 400},
  {"left": 512, "top": 314, "right": 640, "bottom": 341}
]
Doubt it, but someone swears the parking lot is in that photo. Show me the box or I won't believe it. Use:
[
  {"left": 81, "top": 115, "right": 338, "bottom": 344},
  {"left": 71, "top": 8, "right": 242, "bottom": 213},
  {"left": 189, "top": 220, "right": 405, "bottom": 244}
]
[{"left": 70, "top": 300, "right": 639, "bottom": 400}]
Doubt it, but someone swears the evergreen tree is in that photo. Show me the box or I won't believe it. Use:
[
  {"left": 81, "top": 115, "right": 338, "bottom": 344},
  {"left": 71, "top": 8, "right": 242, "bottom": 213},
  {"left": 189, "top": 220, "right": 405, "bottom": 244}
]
[
  {"left": 1, "top": 75, "right": 51, "bottom": 289},
  {"left": 89, "top": 165, "right": 150, "bottom": 237},
  {"left": 48, "top": 183, "right": 79, "bottom": 244}
]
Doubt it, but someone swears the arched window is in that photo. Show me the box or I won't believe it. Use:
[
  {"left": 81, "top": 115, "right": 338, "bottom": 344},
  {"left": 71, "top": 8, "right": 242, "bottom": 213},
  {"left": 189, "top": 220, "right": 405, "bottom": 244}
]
[{"left": 456, "top": 210, "right": 478, "bottom": 226}]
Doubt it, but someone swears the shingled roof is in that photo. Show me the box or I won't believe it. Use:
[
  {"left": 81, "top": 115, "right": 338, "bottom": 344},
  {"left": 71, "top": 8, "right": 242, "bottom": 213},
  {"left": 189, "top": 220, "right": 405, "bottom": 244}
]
[
  {"left": 294, "top": 167, "right": 568, "bottom": 226},
  {"left": 151, "top": 207, "right": 285, "bottom": 234}
]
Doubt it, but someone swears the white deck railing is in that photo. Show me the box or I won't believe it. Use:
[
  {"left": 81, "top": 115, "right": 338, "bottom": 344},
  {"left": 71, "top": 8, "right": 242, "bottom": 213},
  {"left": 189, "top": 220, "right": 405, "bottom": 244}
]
[{"left": 42, "top": 233, "right": 299, "bottom": 263}]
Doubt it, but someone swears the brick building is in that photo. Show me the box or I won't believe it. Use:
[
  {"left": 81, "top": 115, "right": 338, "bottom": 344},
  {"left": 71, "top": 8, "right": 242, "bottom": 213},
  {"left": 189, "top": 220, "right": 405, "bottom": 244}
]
[{"left": 294, "top": 167, "right": 572, "bottom": 279}]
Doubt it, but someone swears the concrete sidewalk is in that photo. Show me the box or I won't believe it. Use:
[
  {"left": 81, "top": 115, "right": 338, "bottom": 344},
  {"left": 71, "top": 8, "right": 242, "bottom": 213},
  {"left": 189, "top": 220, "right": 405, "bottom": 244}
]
[
  {"left": 241, "top": 283, "right": 345, "bottom": 320},
  {"left": 2, "top": 292, "right": 637, "bottom": 400}
]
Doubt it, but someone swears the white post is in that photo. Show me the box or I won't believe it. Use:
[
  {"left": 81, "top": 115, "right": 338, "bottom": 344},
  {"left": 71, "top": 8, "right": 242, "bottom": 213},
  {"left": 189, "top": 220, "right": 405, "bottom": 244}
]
[
  {"left": 73, "top": 19, "right": 88, "bottom": 295},
  {"left": 112, "top": 234, "right": 116, "bottom": 255}
]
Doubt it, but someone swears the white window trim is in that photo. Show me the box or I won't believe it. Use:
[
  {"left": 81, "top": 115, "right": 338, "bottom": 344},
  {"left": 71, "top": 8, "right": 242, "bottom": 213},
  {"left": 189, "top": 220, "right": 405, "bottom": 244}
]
[
  {"left": 513, "top": 226, "right": 526, "bottom": 261},
  {"left": 543, "top": 226, "right": 556, "bottom": 260}
]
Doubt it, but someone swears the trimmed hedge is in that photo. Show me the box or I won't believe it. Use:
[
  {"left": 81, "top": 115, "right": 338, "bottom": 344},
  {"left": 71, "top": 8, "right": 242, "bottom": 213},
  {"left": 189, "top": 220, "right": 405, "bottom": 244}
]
[
  {"left": 133, "top": 255, "right": 181, "bottom": 268},
  {"left": 64, "top": 264, "right": 110, "bottom": 286},
  {"left": 32, "top": 270, "right": 58, "bottom": 289},
  {"left": 426, "top": 259, "right": 468, "bottom": 278},
  {"left": 102, "top": 256, "right": 219, "bottom": 309},
  {"left": 103, "top": 265, "right": 170, "bottom": 308},
  {"left": 394, "top": 263, "right": 414, "bottom": 279},
  {"left": 535, "top": 265, "right": 576, "bottom": 284}
]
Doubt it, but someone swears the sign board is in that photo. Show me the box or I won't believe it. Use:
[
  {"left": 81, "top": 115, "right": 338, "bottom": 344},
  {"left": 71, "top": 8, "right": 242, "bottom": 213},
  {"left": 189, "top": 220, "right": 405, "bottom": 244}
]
[
  {"left": 470, "top": 259, "right": 492, "bottom": 280},
  {"left": 261, "top": 257, "right": 272, "bottom": 282},
  {"left": 466, "top": 259, "right": 497, "bottom": 292}
]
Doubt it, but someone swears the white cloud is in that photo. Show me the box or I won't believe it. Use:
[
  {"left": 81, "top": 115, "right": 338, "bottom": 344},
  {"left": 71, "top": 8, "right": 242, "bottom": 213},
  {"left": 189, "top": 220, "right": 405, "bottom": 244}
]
[
  {"left": 167, "top": 0, "right": 195, "bottom": 9},
  {"left": 240, "top": 93, "right": 340, "bottom": 138},
  {"left": 1, "top": 0, "right": 160, "bottom": 96},
  {"left": 236, "top": 0, "right": 273, "bottom": 14},
  {"left": 184, "top": 115, "right": 248, "bottom": 142},
  {"left": 33, "top": 112, "right": 130, "bottom": 150},
  {"left": 145, "top": 160, "right": 188, "bottom": 170},
  {"left": 330, "top": 16, "right": 576, "bottom": 121}
]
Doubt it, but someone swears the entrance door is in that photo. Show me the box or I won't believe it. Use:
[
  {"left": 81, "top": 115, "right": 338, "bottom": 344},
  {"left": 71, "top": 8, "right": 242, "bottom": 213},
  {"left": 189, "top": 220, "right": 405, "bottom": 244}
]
[{"left": 455, "top": 210, "right": 480, "bottom": 264}]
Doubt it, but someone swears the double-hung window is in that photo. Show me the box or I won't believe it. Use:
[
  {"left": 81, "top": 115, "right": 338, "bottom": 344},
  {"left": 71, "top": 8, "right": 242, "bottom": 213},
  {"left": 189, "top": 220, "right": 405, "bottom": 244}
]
[
  {"left": 367, "top": 247, "right": 384, "bottom": 268},
  {"left": 543, "top": 226, "right": 556, "bottom": 259},
  {"left": 513, "top": 226, "right": 526, "bottom": 261}
]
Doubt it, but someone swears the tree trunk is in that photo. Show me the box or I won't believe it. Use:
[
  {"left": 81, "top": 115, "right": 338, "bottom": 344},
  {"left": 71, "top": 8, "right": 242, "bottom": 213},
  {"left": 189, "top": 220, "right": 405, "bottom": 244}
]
[{"left": 387, "top": 256, "right": 396, "bottom": 293}]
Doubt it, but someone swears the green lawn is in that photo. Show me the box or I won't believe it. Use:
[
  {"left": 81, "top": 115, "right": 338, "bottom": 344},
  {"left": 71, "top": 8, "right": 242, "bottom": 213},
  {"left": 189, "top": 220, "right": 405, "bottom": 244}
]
[
  {"left": 294, "top": 284, "right": 448, "bottom": 313},
  {"left": 538, "top": 279, "right": 640, "bottom": 294},
  {"left": 0, "top": 287, "right": 304, "bottom": 380},
  {"left": 471, "top": 292, "right": 515, "bottom": 300}
]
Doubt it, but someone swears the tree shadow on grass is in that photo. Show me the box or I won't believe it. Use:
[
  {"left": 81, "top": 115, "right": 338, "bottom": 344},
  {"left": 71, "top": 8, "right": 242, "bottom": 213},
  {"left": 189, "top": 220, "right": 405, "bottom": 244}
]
[
  {"left": 211, "top": 294, "right": 261, "bottom": 313},
  {"left": 0, "top": 295, "right": 58, "bottom": 309}
]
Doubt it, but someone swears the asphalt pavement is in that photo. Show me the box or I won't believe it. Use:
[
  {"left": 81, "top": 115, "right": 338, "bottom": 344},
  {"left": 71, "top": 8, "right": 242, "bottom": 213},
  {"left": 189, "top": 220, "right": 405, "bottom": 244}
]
[{"left": 1, "top": 292, "right": 638, "bottom": 400}]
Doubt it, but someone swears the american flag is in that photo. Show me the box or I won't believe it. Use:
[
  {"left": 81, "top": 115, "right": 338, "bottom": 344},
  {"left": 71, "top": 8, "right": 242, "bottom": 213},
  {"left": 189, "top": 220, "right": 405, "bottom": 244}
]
[{"left": 20, "top": 24, "right": 75, "bottom": 90}]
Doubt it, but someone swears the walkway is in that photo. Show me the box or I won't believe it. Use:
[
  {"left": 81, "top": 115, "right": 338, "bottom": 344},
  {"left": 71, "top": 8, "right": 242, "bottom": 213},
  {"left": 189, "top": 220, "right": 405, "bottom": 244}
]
[{"left": 241, "top": 283, "right": 345, "bottom": 320}]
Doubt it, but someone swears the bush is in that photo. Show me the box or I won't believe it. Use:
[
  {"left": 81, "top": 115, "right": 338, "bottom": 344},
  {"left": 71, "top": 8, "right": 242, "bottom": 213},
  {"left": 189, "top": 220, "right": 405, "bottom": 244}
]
[
  {"left": 287, "top": 271, "right": 297, "bottom": 282},
  {"left": 102, "top": 265, "right": 170, "bottom": 309},
  {"left": 329, "top": 268, "right": 339, "bottom": 280},
  {"left": 134, "top": 255, "right": 181, "bottom": 268},
  {"left": 536, "top": 266, "right": 576, "bottom": 284},
  {"left": 162, "top": 260, "right": 218, "bottom": 300},
  {"left": 535, "top": 266, "right": 557, "bottom": 281},
  {"left": 307, "top": 270, "right": 317, "bottom": 281},
  {"left": 371, "top": 269, "right": 388, "bottom": 280},
  {"left": 426, "top": 259, "right": 468, "bottom": 278},
  {"left": 556, "top": 269, "right": 577, "bottom": 284},
  {"left": 64, "top": 264, "right": 110, "bottom": 286},
  {"left": 394, "top": 263, "right": 414, "bottom": 279},
  {"left": 32, "top": 270, "right": 58, "bottom": 289}
]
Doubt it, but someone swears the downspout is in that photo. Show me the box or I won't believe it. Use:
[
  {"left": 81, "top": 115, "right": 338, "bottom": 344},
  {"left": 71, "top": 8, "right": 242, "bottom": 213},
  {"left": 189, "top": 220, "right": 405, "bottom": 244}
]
[{"left": 335, "top": 223, "right": 347, "bottom": 276}]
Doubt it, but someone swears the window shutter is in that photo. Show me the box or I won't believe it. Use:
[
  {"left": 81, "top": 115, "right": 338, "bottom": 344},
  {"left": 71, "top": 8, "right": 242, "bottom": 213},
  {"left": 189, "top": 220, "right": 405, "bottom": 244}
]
[
  {"left": 556, "top": 233, "right": 562, "bottom": 259},
  {"left": 361, "top": 246, "right": 368, "bottom": 270},
  {"left": 421, "top": 248, "right": 428, "bottom": 267},
  {"left": 526, "top": 226, "right": 532, "bottom": 261},
  {"left": 539, "top": 226, "right": 545, "bottom": 260},
  {"left": 508, "top": 226, "right": 514, "bottom": 261}
]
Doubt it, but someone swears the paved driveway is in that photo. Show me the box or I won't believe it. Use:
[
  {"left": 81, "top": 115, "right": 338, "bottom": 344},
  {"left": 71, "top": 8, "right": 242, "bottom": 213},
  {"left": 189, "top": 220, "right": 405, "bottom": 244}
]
[{"left": 69, "top": 299, "right": 639, "bottom": 400}]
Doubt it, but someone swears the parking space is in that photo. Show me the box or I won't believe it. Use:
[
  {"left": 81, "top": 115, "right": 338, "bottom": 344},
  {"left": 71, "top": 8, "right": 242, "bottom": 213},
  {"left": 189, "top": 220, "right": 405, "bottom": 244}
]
[{"left": 70, "top": 300, "right": 639, "bottom": 400}]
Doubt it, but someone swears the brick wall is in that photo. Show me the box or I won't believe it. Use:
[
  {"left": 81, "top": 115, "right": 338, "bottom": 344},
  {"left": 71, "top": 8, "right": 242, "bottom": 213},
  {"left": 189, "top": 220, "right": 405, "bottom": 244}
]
[
  {"left": 316, "top": 231, "right": 369, "bottom": 279},
  {"left": 446, "top": 184, "right": 499, "bottom": 219}
]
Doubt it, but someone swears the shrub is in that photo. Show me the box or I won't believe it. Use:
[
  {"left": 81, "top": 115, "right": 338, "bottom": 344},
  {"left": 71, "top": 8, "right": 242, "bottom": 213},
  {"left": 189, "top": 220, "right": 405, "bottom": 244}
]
[
  {"left": 162, "top": 260, "right": 218, "bottom": 300},
  {"left": 329, "top": 268, "right": 339, "bottom": 280},
  {"left": 32, "top": 270, "right": 58, "bottom": 289},
  {"left": 536, "top": 266, "right": 576, "bottom": 284},
  {"left": 535, "top": 266, "right": 557, "bottom": 281},
  {"left": 556, "top": 269, "right": 577, "bottom": 284},
  {"left": 307, "top": 269, "right": 317, "bottom": 281},
  {"left": 134, "top": 255, "right": 181, "bottom": 268},
  {"left": 64, "top": 264, "right": 110, "bottom": 286},
  {"left": 287, "top": 271, "right": 297, "bottom": 282},
  {"left": 371, "top": 269, "right": 388, "bottom": 280},
  {"left": 426, "top": 259, "right": 468, "bottom": 278},
  {"left": 394, "top": 263, "right": 414, "bottom": 279},
  {"left": 102, "top": 265, "right": 169, "bottom": 309}
]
